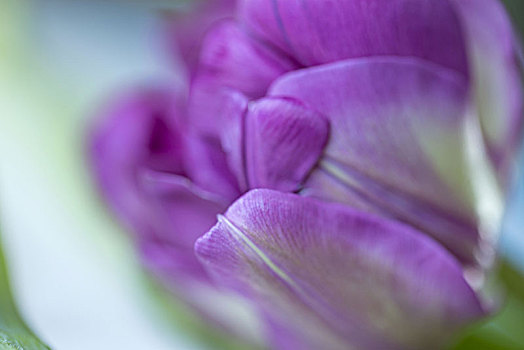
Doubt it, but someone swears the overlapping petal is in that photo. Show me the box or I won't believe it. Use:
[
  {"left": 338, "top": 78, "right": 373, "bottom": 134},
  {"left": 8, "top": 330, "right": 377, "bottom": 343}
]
[
  {"left": 165, "top": 0, "right": 235, "bottom": 75},
  {"left": 88, "top": 88, "right": 231, "bottom": 283},
  {"left": 218, "top": 91, "right": 250, "bottom": 192},
  {"left": 451, "top": 0, "right": 524, "bottom": 183},
  {"left": 239, "top": 0, "right": 469, "bottom": 76},
  {"left": 184, "top": 133, "right": 241, "bottom": 202},
  {"left": 139, "top": 170, "right": 228, "bottom": 255},
  {"left": 196, "top": 190, "right": 486, "bottom": 350},
  {"left": 88, "top": 88, "right": 185, "bottom": 234},
  {"left": 196, "top": 21, "right": 296, "bottom": 99},
  {"left": 269, "top": 57, "right": 501, "bottom": 263},
  {"left": 189, "top": 21, "right": 296, "bottom": 136},
  {"left": 245, "top": 98, "right": 329, "bottom": 192},
  {"left": 136, "top": 171, "right": 265, "bottom": 346}
]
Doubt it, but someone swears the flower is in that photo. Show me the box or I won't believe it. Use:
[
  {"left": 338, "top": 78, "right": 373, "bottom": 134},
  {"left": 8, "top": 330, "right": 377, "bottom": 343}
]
[{"left": 89, "top": 0, "right": 523, "bottom": 349}]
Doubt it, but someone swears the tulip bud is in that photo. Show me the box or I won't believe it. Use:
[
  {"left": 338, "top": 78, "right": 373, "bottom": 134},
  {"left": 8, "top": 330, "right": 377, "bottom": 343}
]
[{"left": 89, "top": 0, "right": 523, "bottom": 349}]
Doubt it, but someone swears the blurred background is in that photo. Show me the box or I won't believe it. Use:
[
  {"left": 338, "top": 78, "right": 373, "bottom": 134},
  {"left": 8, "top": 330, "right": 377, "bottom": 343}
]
[{"left": 0, "top": 0, "right": 523, "bottom": 349}]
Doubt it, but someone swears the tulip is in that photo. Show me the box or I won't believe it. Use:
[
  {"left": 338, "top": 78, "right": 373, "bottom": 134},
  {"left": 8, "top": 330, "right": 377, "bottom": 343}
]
[{"left": 89, "top": 0, "right": 523, "bottom": 349}]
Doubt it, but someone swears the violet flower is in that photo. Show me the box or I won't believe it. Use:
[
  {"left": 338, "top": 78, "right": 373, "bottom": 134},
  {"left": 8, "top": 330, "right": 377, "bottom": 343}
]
[{"left": 89, "top": 0, "right": 523, "bottom": 349}]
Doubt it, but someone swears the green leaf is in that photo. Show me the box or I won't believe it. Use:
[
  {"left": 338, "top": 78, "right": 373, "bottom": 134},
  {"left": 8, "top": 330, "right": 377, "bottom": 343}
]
[
  {"left": 450, "top": 260, "right": 524, "bottom": 350},
  {"left": 0, "top": 237, "right": 50, "bottom": 350},
  {"left": 502, "top": 0, "right": 524, "bottom": 36}
]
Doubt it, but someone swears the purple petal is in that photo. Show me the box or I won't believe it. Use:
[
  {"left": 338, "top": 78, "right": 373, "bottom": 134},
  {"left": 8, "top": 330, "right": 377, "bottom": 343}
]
[
  {"left": 165, "top": 0, "right": 235, "bottom": 76},
  {"left": 88, "top": 87, "right": 229, "bottom": 283},
  {"left": 451, "top": 0, "right": 524, "bottom": 183},
  {"left": 140, "top": 238, "right": 212, "bottom": 285},
  {"left": 196, "top": 20, "right": 296, "bottom": 99},
  {"left": 140, "top": 170, "right": 228, "bottom": 246},
  {"left": 184, "top": 132, "right": 242, "bottom": 202},
  {"left": 218, "top": 91, "right": 250, "bottom": 192},
  {"left": 106, "top": 168, "right": 263, "bottom": 345},
  {"left": 196, "top": 190, "right": 485, "bottom": 350},
  {"left": 269, "top": 57, "right": 490, "bottom": 263},
  {"left": 88, "top": 88, "right": 186, "bottom": 234},
  {"left": 138, "top": 170, "right": 228, "bottom": 282},
  {"left": 263, "top": 313, "right": 313, "bottom": 350},
  {"left": 239, "top": 0, "right": 469, "bottom": 76},
  {"left": 245, "top": 97, "right": 329, "bottom": 192},
  {"left": 188, "top": 21, "right": 296, "bottom": 136}
]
